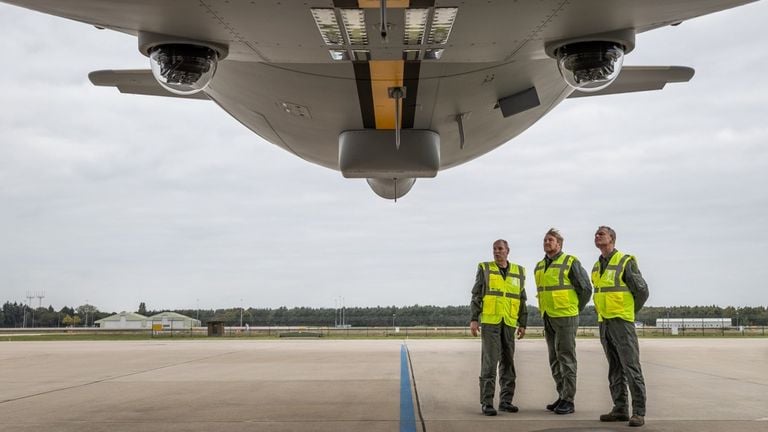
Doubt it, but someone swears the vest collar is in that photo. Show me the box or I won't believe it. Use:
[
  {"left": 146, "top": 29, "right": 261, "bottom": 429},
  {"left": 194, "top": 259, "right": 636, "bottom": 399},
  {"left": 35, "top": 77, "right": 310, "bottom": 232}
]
[
  {"left": 599, "top": 249, "right": 618, "bottom": 264},
  {"left": 544, "top": 250, "right": 563, "bottom": 263}
]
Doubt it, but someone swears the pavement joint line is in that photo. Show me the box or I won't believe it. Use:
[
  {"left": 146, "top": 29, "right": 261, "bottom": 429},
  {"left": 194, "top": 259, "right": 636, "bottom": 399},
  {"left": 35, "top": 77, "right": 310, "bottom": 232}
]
[
  {"left": 642, "top": 360, "right": 768, "bottom": 387},
  {"left": 404, "top": 343, "right": 427, "bottom": 432},
  {"left": 0, "top": 350, "right": 241, "bottom": 405}
]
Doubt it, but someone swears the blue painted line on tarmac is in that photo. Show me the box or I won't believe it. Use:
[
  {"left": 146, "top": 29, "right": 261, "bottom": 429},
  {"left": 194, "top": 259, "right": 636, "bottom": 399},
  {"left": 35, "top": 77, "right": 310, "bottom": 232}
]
[{"left": 400, "top": 344, "right": 417, "bottom": 432}]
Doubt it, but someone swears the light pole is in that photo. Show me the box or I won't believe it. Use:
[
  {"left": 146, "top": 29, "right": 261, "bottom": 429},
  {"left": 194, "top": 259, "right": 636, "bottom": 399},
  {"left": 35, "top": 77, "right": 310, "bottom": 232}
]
[
  {"left": 392, "top": 313, "right": 396, "bottom": 331},
  {"left": 196, "top": 298, "right": 200, "bottom": 321},
  {"left": 240, "top": 298, "right": 244, "bottom": 328}
]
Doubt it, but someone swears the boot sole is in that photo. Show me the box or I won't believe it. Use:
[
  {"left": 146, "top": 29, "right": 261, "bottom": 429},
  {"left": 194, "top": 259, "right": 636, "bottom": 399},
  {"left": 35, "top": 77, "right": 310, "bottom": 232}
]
[{"left": 600, "top": 417, "right": 630, "bottom": 422}]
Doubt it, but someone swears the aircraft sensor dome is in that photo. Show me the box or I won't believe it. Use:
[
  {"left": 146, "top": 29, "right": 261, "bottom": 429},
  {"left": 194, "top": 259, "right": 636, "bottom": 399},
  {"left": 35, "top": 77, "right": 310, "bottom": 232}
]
[
  {"left": 149, "top": 44, "right": 218, "bottom": 95},
  {"left": 555, "top": 41, "right": 625, "bottom": 93}
]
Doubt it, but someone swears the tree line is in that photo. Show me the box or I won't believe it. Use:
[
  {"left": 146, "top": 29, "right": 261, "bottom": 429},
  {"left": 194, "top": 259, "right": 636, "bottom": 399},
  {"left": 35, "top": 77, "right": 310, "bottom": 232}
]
[
  {"left": 1, "top": 302, "right": 110, "bottom": 328},
  {"left": 2, "top": 301, "right": 767, "bottom": 328}
]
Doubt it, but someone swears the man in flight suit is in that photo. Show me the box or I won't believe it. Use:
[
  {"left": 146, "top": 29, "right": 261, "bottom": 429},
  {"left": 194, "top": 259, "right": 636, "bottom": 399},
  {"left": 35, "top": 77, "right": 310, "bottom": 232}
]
[
  {"left": 593, "top": 226, "right": 649, "bottom": 427},
  {"left": 470, "top": 239, "right": 528, "bottom": 416},
  {"left": 534, "top": 228, "right": 592, "bottom": 415}
]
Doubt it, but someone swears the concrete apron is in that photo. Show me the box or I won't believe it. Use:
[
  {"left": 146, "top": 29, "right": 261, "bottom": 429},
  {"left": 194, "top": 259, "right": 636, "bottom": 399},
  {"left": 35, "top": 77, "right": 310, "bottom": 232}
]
[{"left": 1, "top": 338, "right": 767, "bottom": 432}]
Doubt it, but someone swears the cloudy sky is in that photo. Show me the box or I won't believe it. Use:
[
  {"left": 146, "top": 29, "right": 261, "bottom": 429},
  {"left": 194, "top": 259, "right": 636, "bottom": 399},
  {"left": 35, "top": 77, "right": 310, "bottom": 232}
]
[{"left": 1, "top": 2, "right": 767, "bottom": 313}]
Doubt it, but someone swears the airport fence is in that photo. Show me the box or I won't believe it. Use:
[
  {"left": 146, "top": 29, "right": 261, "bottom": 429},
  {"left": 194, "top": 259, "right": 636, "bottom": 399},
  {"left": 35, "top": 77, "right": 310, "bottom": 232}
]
[{"left": 2, "top": 325, "right": 767, "bottom": 339}]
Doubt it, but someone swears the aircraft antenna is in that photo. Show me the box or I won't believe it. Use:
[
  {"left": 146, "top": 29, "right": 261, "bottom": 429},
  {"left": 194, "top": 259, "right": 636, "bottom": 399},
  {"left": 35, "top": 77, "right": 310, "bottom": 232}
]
[
  {"left": 388, "top": 86, "right": 406, "bottom": 149},
  {"left": 456, "top": 112, "right": 471, "bottom": 149},
  {"left": 394, "top": 178, "right": 397, "bottom": 203},
  {"left": 379, "top": 0, "right": 388, "bottom": 40}
]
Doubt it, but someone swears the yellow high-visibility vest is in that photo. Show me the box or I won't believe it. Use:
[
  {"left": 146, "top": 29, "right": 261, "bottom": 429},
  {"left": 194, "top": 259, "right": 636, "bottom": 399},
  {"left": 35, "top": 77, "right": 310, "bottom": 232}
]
[
  {"left": 535, "top": 253, "right": 579, "bottom": 318},
  {"left": 592, "top": 251, "right": 635, "bottom": 323},
  {"left": 479, "top": 261, "right": 524, "bottom": 327}
]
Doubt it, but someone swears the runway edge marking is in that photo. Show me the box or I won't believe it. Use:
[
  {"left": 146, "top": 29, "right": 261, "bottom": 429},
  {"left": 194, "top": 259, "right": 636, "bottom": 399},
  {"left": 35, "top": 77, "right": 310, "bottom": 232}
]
[{"left": 401, "top": 343, "right": 425, "bottom": 432}]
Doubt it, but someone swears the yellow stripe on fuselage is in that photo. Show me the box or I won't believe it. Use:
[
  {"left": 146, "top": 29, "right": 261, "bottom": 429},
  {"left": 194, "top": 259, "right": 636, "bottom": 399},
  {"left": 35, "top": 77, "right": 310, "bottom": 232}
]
[
  {"left": 356, "top": 0, "right": 412, "bottom": 129},
  {"left": 369, "top": 60, "right": 404, "bottom": 130},
  {"left": 358, "top": 0, "right": 410, "bottom": 8}
]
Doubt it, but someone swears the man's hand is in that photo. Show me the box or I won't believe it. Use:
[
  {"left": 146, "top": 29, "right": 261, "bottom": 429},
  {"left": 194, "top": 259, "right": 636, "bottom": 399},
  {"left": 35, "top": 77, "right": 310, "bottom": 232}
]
[
  {"left": 470, "top": 320, "right": 480, "bottom": 337},
  {"left": 516, "top": 326, "right": 526, "bottom": 340}
]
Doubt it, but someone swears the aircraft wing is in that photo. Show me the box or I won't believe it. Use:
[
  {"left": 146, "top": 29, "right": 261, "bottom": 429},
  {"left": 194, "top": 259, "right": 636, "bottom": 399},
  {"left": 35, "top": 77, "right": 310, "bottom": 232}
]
[
  {"left": 88, "top": 70, "right": 210, "bottom": 100},
  {"left": 0, "top": 0, "right": 761, "bottom": 199},
  {"left": 567, "top": 66, "right": 696, "bottom": 99}
]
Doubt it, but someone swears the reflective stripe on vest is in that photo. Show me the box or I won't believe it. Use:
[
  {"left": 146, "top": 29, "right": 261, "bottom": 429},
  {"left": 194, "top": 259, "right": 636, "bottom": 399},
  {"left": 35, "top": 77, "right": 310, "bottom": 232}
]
[
  {"left": 534, "top": 254, "right": 579, "bottom": 317},
  {"left": 591, "top": 251, "right": 635, "bottom": 323},
  {"left": 480, "top": 261, "right": 524, "bottom": 327}
]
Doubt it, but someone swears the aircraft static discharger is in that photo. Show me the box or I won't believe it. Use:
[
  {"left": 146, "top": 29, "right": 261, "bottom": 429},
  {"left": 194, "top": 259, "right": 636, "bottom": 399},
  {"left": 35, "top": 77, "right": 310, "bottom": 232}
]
[{"left": 0, "top": 0, "right": 760, "bottom": 199}]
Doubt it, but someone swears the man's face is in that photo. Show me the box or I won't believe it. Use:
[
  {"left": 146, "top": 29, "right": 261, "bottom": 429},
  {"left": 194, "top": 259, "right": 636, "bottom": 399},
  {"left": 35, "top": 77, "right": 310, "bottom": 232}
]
[
  {"left": 493, "top": 241, "right": 509, "bottom": 264},
  {"left": 594, "top": 228, "right": 613, "bottom": 248},
  {"left": 543, "top": 234, "right": 561, "bottom": 256}
]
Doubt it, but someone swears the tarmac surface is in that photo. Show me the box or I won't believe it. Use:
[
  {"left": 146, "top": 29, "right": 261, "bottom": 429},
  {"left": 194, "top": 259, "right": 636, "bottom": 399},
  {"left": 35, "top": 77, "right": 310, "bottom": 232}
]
[{"left": 1, "top": 337, "right": 767, "bottom": 432}]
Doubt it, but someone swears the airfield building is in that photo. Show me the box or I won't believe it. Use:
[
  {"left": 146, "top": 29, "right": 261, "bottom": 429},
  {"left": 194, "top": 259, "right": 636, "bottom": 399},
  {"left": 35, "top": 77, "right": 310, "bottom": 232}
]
[
  {"left": 147, "top": 312, "right": 201, "bottom": 329},
  {"left": 656, "top": 318, "right": 732, "bottom": 329},
  {"left": 95, "top": 312, "right": 150, "bottom": 329}
]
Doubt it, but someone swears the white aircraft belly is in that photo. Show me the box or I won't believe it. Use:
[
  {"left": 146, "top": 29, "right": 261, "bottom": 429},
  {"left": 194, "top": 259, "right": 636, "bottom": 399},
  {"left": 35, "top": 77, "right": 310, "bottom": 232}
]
[{"left": 203, "top": 58, "right": 569, "bottom": 172}]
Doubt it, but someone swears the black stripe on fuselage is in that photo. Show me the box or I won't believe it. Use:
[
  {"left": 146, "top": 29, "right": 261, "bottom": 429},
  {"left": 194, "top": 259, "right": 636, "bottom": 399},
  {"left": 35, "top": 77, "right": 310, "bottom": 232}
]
[
  {"left": 402, "top": 60, "right": 421, "bottom": 129},
  {"left": 353, "top": 61, "right": 376, "bottom": 129},
  {"left": 332, "top": 0, "right": 358, "bottom": 8}
]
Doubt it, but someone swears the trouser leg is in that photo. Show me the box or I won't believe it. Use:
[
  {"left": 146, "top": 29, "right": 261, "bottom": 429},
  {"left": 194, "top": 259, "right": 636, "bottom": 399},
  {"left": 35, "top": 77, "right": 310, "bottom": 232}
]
[
  {"left": 600, "top": 321, "right": 629, "bottom": 414},
  {"left": 544, "top": 314, "right": 562, "bottom": 398},
  {"left": 553, "top": 315, "right": 579, "bottom": 402},
  {"left": 610, "top": 319, "right": 647, "bottom": 416},
  {"left": 498, "top": 324, "right": 517, "bottom": 403},
  {"left": 479, "top": 323, "right": 501, "bottom": 405}
]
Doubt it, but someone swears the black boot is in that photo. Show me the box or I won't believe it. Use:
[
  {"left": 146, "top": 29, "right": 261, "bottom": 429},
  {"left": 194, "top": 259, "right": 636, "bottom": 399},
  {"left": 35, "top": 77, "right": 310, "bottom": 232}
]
[
  {"left": 499, "top": 401, "right": 519, "bottom": 413},
  {"left": 482, "top": 404, "right": 497, "bottom": 416},
  {"left": 600, "top": 411, "right": 630, "bottom": 422},
  {"left": 546, "top": 399, "right": 563, "bottom": 411},
  {"left": 554, "top": 400, "right": 575, "bottom": 415}
]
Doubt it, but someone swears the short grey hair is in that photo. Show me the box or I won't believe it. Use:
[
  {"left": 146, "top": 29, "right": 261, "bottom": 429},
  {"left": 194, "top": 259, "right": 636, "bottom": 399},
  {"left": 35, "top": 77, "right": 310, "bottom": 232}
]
[
  {"left": 493, "top": 239, "right": 509, "bottom": 250},
  {"left": 597, "top": 226, "right": 616, "bottom": 242}
]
